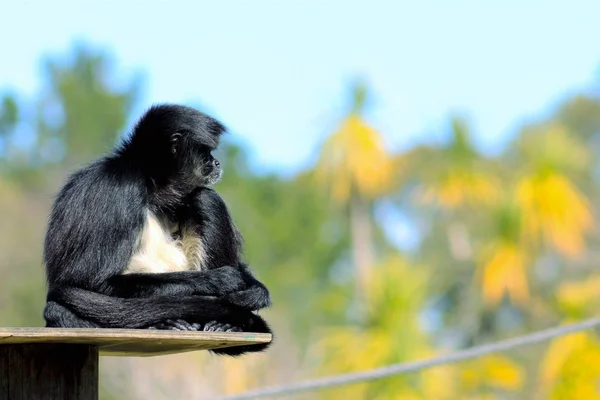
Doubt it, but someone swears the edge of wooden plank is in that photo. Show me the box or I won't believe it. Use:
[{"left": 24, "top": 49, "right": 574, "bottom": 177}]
[{"left": 0, "top": 327, "right": 272, "bottom": 343}]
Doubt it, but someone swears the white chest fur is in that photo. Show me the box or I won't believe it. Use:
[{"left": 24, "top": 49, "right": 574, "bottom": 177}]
[{"left": 123, "top": 211, "right": 206, "bottom": 274}]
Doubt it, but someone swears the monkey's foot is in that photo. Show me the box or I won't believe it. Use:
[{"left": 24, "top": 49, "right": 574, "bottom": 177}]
[
  {"left": 148, "top": 319, "right": 203, "bottom": 331},
  {"left": 203, "top": 320, "right": 243, "bottom": 332}
]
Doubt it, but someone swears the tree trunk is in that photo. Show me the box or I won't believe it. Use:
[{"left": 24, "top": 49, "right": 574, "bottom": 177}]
[{"left": 350, "top": 194, "right": 373, "bottom": 318}]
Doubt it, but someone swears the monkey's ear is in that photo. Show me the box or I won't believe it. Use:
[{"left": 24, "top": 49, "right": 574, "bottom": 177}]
[{"left": 171, "top": 133, "right": 182, "bottom": 154}]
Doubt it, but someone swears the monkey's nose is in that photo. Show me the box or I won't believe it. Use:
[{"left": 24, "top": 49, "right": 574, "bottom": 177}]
[{"left": 214, "top": 160, "right": 220, "bottom": 167}]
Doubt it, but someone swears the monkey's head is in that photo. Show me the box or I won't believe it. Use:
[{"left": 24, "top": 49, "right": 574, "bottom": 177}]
[
  {"left": 171, "top": 129, "right": 223, "bottom": 187},
  {"left": 123, "top": 103, "right": 227, "bottom": 188}
]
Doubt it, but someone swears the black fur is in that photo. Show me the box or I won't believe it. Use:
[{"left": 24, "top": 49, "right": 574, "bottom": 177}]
[
  {"left": 187, "top": 188, "right": 272, "bottom": 311},
  {"left": 43, "top": 104, "right": 272, "bottom": 356}
]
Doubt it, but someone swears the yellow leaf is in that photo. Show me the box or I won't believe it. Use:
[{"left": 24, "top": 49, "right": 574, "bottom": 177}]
[
  {"left": 540, "top": 333, "right": 588, "bottom": 385},
  {"left": 315, "top": 114, "right": 393, "bottom": 204},
  {"left": 539, "top": 331, "right": 600, "bottom": 400},
  {"left": 516, "top": 173, "right": 593, "bottom": 257},
  {"left": 480, "top": 242, "right": 529, "bottom": 306},
  {"left": 460, "top": 354, "right": 524, "bottom": 392}
]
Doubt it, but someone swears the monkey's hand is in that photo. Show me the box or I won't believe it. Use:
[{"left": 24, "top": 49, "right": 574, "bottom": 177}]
[
  {"left": 223, "top": 263, "right": 272, "bottom": 311},
  {"left": 224, "top": 282, "right": 271, "bottom": 311},
  {"left": 201, "top": 265, "right": 257, "bottom": 296}
]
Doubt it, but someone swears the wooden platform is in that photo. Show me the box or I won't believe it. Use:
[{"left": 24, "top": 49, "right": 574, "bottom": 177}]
[
  {"left": 0, "top": 328, "right": 273, "bottom": 399},
  {"left": 0, "top": 327, "right": 272, "bottom": 357}
]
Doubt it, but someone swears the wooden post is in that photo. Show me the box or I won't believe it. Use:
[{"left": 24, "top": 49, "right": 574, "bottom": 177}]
[
  {"left": 0, "top": 328, "right": 272, "bottom": 399},
  {"left": 0, "top": 344, "right": 98, "bottom": 400}
]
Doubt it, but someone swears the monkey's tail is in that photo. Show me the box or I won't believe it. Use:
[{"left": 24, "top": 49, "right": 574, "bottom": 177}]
[{"left": 45, "top": 286, "right": 234, "bottom": 329}]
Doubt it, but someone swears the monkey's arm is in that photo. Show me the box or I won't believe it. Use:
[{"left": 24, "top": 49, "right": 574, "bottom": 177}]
[
  {"left": 186, "top": 187, "right": 272, "bottom": 311},
  {"left": 105, "top": 266, "right": 270, "bottom": 311},
  {"left": 106, "top": 266, "right": 254, "bottom": 299}
]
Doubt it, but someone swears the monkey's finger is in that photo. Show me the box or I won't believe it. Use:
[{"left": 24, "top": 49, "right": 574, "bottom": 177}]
[
  {"left": 209, "top": 323, "right": 233, "bottom": 332},
  {"left": 203, "top": 321, "right": 219, "bottom": 331},
  {"left": 211, "top": 323, "right": 227, "bottom": 332},
  {"left": 208, "top": 322, "right": 242, "bottom": 332},
  {"left": 172, "top": 319, "right": 196, "bottom": 331},
  {"left": 149, "top": 322, "right": 167, "bottom": 330},
  {"left": 159, "top": 319, "right": 185, "bottom": 330},
  {"left": 191, "top": 322, "right": 203, "bottom": 330}
]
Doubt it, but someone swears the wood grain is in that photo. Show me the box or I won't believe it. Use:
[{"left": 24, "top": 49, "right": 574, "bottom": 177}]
[
  {"left": 0, "top": 328, "right": 272, "bottom": 357},
  {"left": 0, "top": 344, "right": 98, "bottom": 400}
]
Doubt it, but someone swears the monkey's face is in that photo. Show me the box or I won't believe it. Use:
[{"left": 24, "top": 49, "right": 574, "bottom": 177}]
[
  {"left": 172, "top": 134, "right": 222, "bottom": 187},
  {"left": 198, "top": 151, "right": 222, "bottom": 185}
]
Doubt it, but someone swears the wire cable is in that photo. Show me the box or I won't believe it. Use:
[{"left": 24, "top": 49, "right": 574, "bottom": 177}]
[{"left": 207, "top": 316, "right": 600, "bottom": 400}]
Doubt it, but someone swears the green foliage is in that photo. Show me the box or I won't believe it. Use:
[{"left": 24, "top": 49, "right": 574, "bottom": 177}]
[
  {"left": 36, "top": 43, "right": 142, "bottom": 168},
  {"left": 0, "top": 94, "right": 18, "bottom": 135},
  {"left": 0, "top": 93, "right": 21, "bottom": 170}
]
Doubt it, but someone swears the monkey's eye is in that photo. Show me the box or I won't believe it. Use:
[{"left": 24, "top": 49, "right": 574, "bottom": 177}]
[
  {"left": 171, "top": 133, "right": 182, "bottom": 154},
  {"left": 171, "top": 133, "right": 182, "bottom": 143}
]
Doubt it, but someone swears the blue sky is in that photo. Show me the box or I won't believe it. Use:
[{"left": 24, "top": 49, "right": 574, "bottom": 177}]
[{"left": 2, "top": 0, "right": 600, "bottom": 175}]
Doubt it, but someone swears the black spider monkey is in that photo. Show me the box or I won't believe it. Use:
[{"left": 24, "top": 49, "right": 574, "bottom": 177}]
[{"left": 42, "top": 104, "right": 272, "bottom": 356}]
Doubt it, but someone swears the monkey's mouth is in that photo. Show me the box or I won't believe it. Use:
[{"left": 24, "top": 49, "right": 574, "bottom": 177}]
[
  {"left": 206, "top": 169, "right": 222, "bottom": 185},
  {"left": 193, "top": 166, "right": 222, "bottom": 186}
]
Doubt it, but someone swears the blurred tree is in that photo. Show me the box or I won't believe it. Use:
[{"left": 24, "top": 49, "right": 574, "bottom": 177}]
[
  {"left": 537, "top": 277, "right": 600, "bottom": 399},
  {"left": 556, "top": 94, "right": 600, "bottom": 146},
  {"left": 314, "top": 255, "right": 524, "bottom": 400},
  {"left": 0, "top": 94, "right": 18, "bottom": 138},
  {"left": 36, "top": 43, "right": 142, "bottom": 169},
  {"left": 404, "top": 118, "right": 504, "bottom": 343},
  {"left": 417, "top": 116, "right": 499, "bottom": 210},
  {"left": 478, "top": 199, "right": 529, "bottom": 307},
  {"left": 314, "top": 256, "right": 436, "bottom": 399},
  {"left": 514, "top": 123, "right": 593, "bottom": 258},
  {"left": 0, "top": 93, "right": 20, "bottom": 168},
  {"left": 314, "top": 78, "right": 394, "bottom": 317},
  {"left": 0, "top": 176, "right": 49, "bottom": 326}
]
